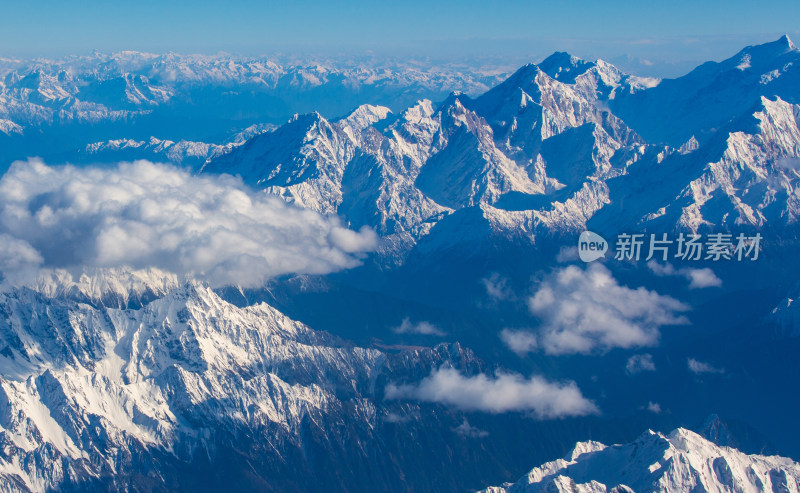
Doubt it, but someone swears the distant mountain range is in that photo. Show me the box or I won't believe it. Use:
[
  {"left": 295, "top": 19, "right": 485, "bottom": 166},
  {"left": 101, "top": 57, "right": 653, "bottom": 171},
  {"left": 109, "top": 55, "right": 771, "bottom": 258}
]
[{"left": 0, "top": 52, "right": 509, "bottom": 170}]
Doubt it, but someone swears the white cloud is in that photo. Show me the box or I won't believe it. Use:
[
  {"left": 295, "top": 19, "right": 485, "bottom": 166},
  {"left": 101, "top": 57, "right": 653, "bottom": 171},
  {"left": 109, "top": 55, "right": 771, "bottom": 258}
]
[
  {"left": 626, "top": 353, "right": 656, "bottom": 374},
  {"left": 528, "top": 264, "right": 689, "bottom": 355},
  {"left": 688, "top": 358, "right": 725, "bottom": 375},
  {"left": 392, "top": 318, "right": 445, "bottom": 336},
  {"left": 647, "top": 261, "right": 721, "bottom": 289},
  {"left": 385, "top": 367, "right": 598, "bottom": 418},
  {"left": 646, "top": 261, "right": 677, "bottom": 276},
  {"left": 453, "top": 418, "right": 488, "bottom": 438},
  {"left": 647, "top": 402, "right": 662, "bottom": 413},
  {"left": 327, "top": 226, "right": 379, "bottom": 253},
  {"left": 0, "top": 159, "right": 377, "bottom": 288},
  {"left": 500, "top": 329, "right": 538, "bottom": 356},
  {"left": 0, "top": 234, "right": 43, "bottom": 273},
  {"left": 684, "top": 268, "right": 722, "bottom": 289}
]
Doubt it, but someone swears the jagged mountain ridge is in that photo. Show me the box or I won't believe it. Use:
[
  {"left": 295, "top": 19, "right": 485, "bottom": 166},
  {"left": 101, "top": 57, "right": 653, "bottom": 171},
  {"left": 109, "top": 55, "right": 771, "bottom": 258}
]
[
  {"left": 80, "top": 123, "right": 276, "bottom": 169},
  {"left": 203, "top": 55, "right": 645, "bottom": 242},
  {"left": 200, "top": 36, "right": 800, "bottom": 267}
]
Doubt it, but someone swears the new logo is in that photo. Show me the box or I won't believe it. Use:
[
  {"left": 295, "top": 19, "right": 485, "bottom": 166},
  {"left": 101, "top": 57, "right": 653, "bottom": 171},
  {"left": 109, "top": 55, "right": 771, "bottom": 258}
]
[{"left": 578, "top": 231, "right": 608, "bottom": 262}]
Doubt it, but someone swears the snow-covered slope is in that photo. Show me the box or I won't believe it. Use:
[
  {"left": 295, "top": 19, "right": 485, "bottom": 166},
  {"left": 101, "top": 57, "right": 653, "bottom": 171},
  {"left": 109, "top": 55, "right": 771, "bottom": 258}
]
[
  {"left": 79, "top": 122, "right": 276, "bottom": 168},
  {"left": 204, "top": 103, "right": 451, "bottom": 240},
  {"left": 480, "top": 428, "right": 800, "bottom": 493}
]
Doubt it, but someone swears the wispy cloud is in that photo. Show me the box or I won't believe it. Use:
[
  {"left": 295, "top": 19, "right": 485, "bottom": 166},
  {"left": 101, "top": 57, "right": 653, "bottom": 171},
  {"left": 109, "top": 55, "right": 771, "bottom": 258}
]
[
  {"left": 385, "top": 367, "right": 597, "bottom": 418},
  {"left": 688, "top": 358, "right": 725, "bottom": 375},
  {"left": 647, "top": 261, "right": 722, "bottom": 289},
  {"left": 626, "top": 354, "right": 656, "bottom": 374},
  {"left": 500, "top": 329, "right": 538, "bottom": 356},
  {"left": 647, "top": 402, "right": 662, "bottom": 414},
  {"left": 555, "top": 246, "right": 579, "bottom": 263},
  {"left": 453, "top": 418, "right": 488, "bottom": 438},
  {"left": 0, "top": 159, "right": 377, "bottom": 288},
  {"left": 392, "top": 318, "right": 445, "bottom": 336}
]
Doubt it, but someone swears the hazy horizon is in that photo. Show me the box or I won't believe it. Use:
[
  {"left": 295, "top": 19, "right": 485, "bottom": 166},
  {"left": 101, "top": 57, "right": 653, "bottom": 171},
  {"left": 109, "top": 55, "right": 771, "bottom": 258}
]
[{"left": 2, "top": 0, "right": 799, "bottom": 78}]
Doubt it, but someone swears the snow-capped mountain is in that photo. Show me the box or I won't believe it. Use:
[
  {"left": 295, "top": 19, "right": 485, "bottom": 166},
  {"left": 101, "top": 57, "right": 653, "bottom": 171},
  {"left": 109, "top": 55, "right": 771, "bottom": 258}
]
[
  {"left": 203, "top": 101, "right": 454, "bottom": 241},
  {"left": 479, "top": 427, "right": 800, "bottom": 493},
  {"left": 204, "top": 61, "right": 638, "bottom": 247},
  {"left": 82, "top": 137, "right": 235, "bottom": 168},
  {"left": 0, "top": 275, "right": 495, "bottom": 492}
]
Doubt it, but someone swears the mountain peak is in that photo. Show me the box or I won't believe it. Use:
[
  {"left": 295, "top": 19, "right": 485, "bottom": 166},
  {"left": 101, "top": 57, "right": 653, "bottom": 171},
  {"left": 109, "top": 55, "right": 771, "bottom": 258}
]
[
  {"left": 438, "top": 91, "right": 470, "bottom": 111},
  {"left": 733, "top": 34, "right": 799, "bottom": 69},
  {"left": 538, "top": 51, "right": 595, "bottom": 83},
  {"left": 700, "top": 413, "right": 735, "bottom": 447},
  {"left": 338, "top": 104, "right": 391, "bottom": 134},
  {"left": 481, "top": 426, "right": 800, "bottom": 493},
  {"left": 757, "top": 34, "right": 797, "bottom": 54},
  {"left": 288, "top": 111, "right": 325, "bottom": 126},
  {"left": 778, "top": 34, "right": 796, "bottom": 51}
]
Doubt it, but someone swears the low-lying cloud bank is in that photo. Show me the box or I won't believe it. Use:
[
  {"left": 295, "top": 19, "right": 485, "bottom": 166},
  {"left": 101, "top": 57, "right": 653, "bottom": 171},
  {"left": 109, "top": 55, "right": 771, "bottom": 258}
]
[
  {"left": 385, "top": 367, "right": 597, "bottom": 418},
  {"left": 0, "top": 159, "right": 377, "bottom": 287}
]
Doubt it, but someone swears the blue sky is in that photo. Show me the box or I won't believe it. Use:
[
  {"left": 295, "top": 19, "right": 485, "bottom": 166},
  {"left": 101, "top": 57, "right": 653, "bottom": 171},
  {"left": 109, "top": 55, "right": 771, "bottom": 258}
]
[{"left": 2, "top": 0, "right": 799, "bottom": 75}]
